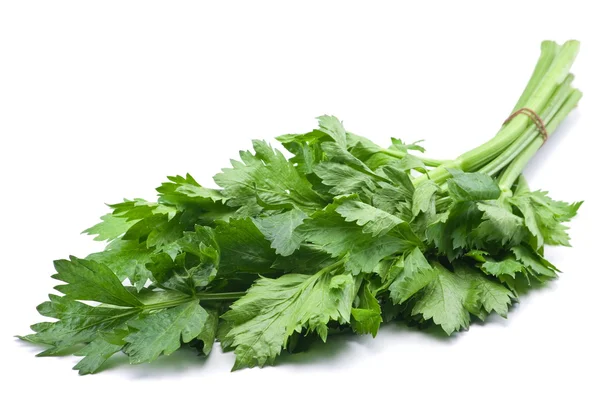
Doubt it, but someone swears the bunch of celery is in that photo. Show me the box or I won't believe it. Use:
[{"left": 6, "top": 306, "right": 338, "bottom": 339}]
[{"left": 22, "top": 41, "right": 582, "bottom": 374}]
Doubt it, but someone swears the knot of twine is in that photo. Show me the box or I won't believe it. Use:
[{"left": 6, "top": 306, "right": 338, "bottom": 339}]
[{"left": 503, "top": 107, "right": 548, "bottom": 143}]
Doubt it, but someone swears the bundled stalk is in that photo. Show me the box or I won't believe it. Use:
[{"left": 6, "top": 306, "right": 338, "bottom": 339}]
[{"left": 21, "top": 40, "right": 582, "bottom": 374}]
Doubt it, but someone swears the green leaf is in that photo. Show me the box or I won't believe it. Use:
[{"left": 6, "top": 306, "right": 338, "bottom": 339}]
[
  {"left": 321, "top": 141, "right": 375, "bottom": 174},
  {"left": 410, "top": 263, "right": 514, "bottom": 332},
  {"left": 461, "top": 267, "right": 515, "bottom": 319},
  {"left": 335, "top": 198, "right": 403, "bottom": 237},
  {"left": 114, "top": 204, "right": 187, "bottom": 259},
  {"left": 145, "top": 215, "right": 186, "bottom": 254},
  {"left": 276, "top": 126, "right": 326, "bottom": 175},
  {"left": 509, "top": 194, "right": 545, "bottom": 249},
  {"left": 222, "top": 266, "right": 356, "bottom": 370},
  {"left": 125, "top": 301, "right": 209, "bottom": 364},
  {"left": 390, "top": 138, "right": 425, "bottom": 153},
  {"left": 191, "top": 308, "right": 219, "bottom": 356},
  {"left": 482, "top": 257, "right": 524, "bottom": 279},
  {"left": 83, "top": 213, "right": 138, "bottom": 242},
  {"left": 148, "top": 226, "right": 219, "bottom": 294},
  {"left": 351, "top": 284, "right": 382, "bottom": 337},
  {"left": 411, "top": 264, "right": 471, "bottom": 335},
  {"left": 371, "top": 182, "right": 412, "bottom": 219},
  {"left": 111, "top": 198, "right": 178, "bottom": 222},
  {"left": 73, "top": 330, "right": 127, "bottom": 375},
  {"left": 53, "top": 257, "right": 143, "bottom": 307},
  {"left": 447, "top": 171, "right": 501, "bottom": 202},
  {"left": 474, "top": 203, "right": 526, "bottom": 246},
  {"left": 529, "top": 190, "right": 581, "bottom": 222},
  {"left": 298, "top": 201, "right": 421, "bottom": 274},
  {"left": 313, "top": 162, "right": 377, "bottom": 195},
  {"left": 315, "top": 115, "right": 347, "bottom": 147},
  {"left": 86, "top": 239, "right": 154, "bottom": 291},
  {"left": 346, "top": 132, "right": 384, "bottom": 161},
  {"left": 361, "top": 153, "right": 397, "bottom": 171},
  {"left": 309, "top": 116, "right": 384, "bottom": 181},
  {"left": 214, "top": 218, "right": 276, "bottom": 276},
  {"left": 156, "top": 174, "right": 236, "bottom": 224},
  {"left": 464, "top": 249, "right": 489, "bottom": 263},
  {"left": 253, "top": 209, "right": 307, "bottom": 256},
  {"left": 380, "top": 167, "right": 414, "bottom": 194},
  {"left": 213, "top": 140, "right": 324, "bottom": 213},
  {"left": 148, "top": 253, "right": 211, "bottom": 295},
  {"left": 271, "top": 246, "right": 335, "bottom": 275},
  {"left": 512, "top": 245, "right": 558, "bottom": 280},
  {"left": 157, "top": 174, "right": 228, "bottom": 205},
  {"left": 412, "top": 180, "right": 439, "bottom": 217},
  {"left": 21, "top": 295, "right": 138, "bottom": 355},
  {"left": 510, "top": 190, "right": 581, "bottom": 248},
  {"left": 426, "top": 201, "right": 482, "bottom": 260},
  {"left": 389, "top": 248, "right": 437, "bottom": 305},
  {"left": 387, "top": 154, "right": 427, "bottom": 172}
]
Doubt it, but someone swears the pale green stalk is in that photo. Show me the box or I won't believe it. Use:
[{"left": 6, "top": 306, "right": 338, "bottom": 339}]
[
  {"left": 498, "top": 89, "right": 582, "bottom": 190},
  {"left": 414, "top": 41, "right": 580, "bottom": 186},
  {"left": 511, "top": 41, "right": 560, "bottom": 112},
  {"left": 479, "top": 74, "right": 575, "bottom": 176}
]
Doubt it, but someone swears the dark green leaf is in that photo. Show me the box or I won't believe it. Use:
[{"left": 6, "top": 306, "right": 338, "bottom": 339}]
[
  {"left": 53, "top": 257, "right": 143, "bottom": 307},
  {"left": 213, "top": 140, "right": 324, "bottom": 213},
  {"left": 253, "top": 209, "right": 307, "bottom": 256},
  {"left": 215, "top": 218, "right": 276, "bottom": 276},
  {"left": 86, "top": 239, "right": 153, "bottom": 291},
  {"left": 351, "top": 284, "right": 382, "bottom": 337},
  {"left": 298, "top": 200, "right": 421, "bottom": 274},
  {"left": 125, "top": 301, "right": 208, "bottom": 364},
  {"left": 447, "top": 171, "right": 501, "bottom": 202},
  {"left": 73, "top": 330, "right": 127, "bottom": 375},
  {"left": 389, "top": 248, "right": 437, "bottom": 305},
  {"left": 222, "top": 267, "right": 356, "bottom": 370},
  {"left": 336, "top": 198, "right": 403, "bottom": 237}
]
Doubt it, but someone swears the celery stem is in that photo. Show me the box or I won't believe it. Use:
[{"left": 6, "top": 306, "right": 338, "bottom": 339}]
[{"left": 498, "top": 90, "right": 582, "bottom": 190}]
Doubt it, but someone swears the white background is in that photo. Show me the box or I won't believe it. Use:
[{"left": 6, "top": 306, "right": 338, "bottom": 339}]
[{"left": 1, "top": 1, "right": 598, "bottom": 399}]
